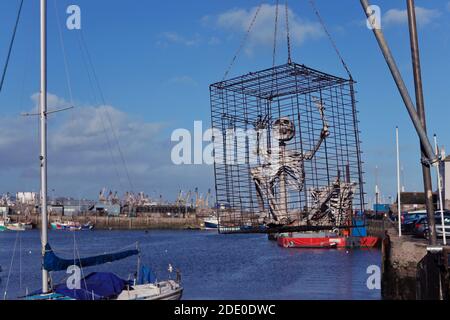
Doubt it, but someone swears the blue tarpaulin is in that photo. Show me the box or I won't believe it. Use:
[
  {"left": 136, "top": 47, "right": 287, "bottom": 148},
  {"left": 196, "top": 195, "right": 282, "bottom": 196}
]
[
  {"left": 43, "top": 244, "right": 139, "bottom": 272},
  {"left": 351, "top": 218, "right": 367, "bottom": 237},
  {"left": 54, "top": 272, "right": 130, "bottom": 300},
  {"left": 138, "top": 266, "right": 156, "bottom": 285}
]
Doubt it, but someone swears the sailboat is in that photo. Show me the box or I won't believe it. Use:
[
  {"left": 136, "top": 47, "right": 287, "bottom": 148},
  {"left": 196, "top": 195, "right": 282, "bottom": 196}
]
[{"left": 24, "top": 0, "right": 183, "bottom": 300}]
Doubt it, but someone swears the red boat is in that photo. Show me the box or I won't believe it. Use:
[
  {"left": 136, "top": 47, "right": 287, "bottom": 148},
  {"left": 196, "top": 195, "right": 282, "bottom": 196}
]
[{"left": 277, "top": 232, "right": 379, "bottom": 249}]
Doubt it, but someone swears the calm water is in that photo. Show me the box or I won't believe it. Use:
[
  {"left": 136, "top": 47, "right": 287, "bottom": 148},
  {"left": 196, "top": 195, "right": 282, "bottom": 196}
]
[{"left": 0, "top": 230, "right": 381, "bottom": 300}]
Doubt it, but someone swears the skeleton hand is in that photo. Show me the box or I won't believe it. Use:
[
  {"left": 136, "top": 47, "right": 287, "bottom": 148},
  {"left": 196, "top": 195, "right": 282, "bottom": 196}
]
[{"left": 321, "top": 126, "right": 330, "bottom": 139}]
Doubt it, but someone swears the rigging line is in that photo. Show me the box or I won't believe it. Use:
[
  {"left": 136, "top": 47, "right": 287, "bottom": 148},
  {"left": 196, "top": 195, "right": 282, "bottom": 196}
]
[
  {"left": 73, "top": 234, "right": 88, "bottom": 295},
  {"left": 75, "top": 33, "right": 124, "bottom": 190},
  {"left": 0, "top": 0, "right": 24, "bottom": 95},
  {"left": 3, "top": 232, "right": 19, "bottom": 300},
  {"left": 308, "top": 0, "right": 353, "bottom": 80},
  {"left": 285, "top": 0, "right": 292, "bottom": 64},
  {"left": 53, "top": 0, "right": 75, "bottom": 108},
  {"left": 222, "top": 3, "right": 263, "bottom": 81},
  {"left": 79, "top": 30, "right": 135, "bottom": 192}
]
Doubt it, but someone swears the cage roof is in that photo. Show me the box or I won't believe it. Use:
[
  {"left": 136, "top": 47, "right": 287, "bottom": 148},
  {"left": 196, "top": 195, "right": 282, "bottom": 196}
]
[{"left": 210, "top": 63, "right": 351, "bottom": 100}]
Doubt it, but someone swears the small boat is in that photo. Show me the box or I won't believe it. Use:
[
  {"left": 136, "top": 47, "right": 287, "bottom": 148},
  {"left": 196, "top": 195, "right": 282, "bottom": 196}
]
[
  {"left": 277, "top": 232, "right": 379, "bottom": 249},
  {"left": 25, "top": 245, "right": 183, "bottom": 301},
  {"left": 116, "top": 279, "right": 183, "bottom": 300},
  {"left": 203, "top": 216, "right": 219, "bottom": 230},
  {"left": 0, "top": 217, "right": 27, "bottom": 232},
  {"left": 218, "top": 225, "right": 241, "bottom": 233},
  {"left": 6, "top": 222, "right": 27, "bottom": 232},
  {"left": 217, "top": 223, "right": 266, "bottom": 233},
  {"left": 51, "top": 221, "right": 94, "bottom": 231}
]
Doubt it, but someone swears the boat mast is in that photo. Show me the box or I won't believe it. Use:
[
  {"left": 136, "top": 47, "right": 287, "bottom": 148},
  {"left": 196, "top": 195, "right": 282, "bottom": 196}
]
[{"left": 40, "top": 0, "right": 49, "bottom": 294}]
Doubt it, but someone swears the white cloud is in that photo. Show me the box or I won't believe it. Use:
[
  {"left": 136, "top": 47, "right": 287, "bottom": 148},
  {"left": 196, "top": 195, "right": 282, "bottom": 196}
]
[
  {"left": 383, "top": 7, "right": 441, "bottom": 26},
  {"left": 167, "top": 75, "right": 199, "bottom": 87},
  {"left": 158, "top": 32, "right": 201, "bottom": 47},
  {"left": 0, "top": 94, "right": 213, "bottom": 198},
  {"left": 210, "top": 4, "right": 323, "bottom": 53}
]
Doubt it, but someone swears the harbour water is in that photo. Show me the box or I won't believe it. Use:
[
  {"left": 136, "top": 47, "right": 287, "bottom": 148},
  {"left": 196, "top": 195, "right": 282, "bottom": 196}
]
[{"left": 0, "top": 230, "right": 381, "bottom": 300}]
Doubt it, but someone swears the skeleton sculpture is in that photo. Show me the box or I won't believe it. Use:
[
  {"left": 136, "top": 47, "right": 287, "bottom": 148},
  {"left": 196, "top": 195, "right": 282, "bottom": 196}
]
[
  {"left": 308, "top": 177, "right": 357, "bottom": 226},
  {"left": 251, "top": 99, "right": 330, "bottom": 224}
]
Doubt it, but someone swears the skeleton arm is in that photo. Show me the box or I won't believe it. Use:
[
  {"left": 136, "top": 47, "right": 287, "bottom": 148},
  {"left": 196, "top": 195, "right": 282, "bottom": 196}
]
[{"left": 303, "top": 99, "right": 330, "bottom": 160}]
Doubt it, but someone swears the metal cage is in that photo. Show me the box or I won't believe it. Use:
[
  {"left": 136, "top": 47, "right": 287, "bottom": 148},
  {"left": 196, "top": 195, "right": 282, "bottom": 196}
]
[{"left": 210, "top": 63, "right": 365, "bottom": 233}]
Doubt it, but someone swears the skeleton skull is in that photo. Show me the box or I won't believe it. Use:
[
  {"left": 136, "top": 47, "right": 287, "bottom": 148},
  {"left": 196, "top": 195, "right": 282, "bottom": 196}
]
[{"left": 273, "top": 118, "right": 295, "bottom": 142}]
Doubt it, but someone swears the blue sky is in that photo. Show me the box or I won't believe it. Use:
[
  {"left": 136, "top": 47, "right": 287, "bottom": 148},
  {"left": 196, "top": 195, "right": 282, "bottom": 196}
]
[{"left": 0, "top": 0, "right": 449, "bottom": 204}]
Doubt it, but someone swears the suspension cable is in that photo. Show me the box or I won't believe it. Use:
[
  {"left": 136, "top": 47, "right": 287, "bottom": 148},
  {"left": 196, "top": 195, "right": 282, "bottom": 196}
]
[
  {"left": 0, "top": 0, "right": 24, "bottom": 96},
  {"left": 308, "top": 0, "right": 353, "bottom": 80},
  {"left": 222, "top": 3, "right": 263, "bottom": 81},
  {"left": 285, "top": 0, "right": 292, "bottom": 64},
  {"left": 273, "top": 0, "right": 280, "bottom": 68}
]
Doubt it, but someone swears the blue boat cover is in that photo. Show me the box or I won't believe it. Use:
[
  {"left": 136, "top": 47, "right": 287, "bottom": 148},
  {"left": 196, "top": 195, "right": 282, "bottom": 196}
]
[
  {"left": 43, "top": 244, "right": 139, "bottom": 272},
  {"left": 54, "top": 272, "right": 129, "bottom": 300},
  {"left": 138, "top": 266, "right": 156, "bottom": 285}
]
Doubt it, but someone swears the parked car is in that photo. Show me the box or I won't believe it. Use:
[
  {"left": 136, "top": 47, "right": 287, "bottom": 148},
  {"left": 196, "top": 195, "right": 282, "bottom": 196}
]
[
  {"left": 412, "top": 214, "right": 450, "bottom": 239},
  {"left": 401, "top": 213, "right": 427, "bottom": 234}
]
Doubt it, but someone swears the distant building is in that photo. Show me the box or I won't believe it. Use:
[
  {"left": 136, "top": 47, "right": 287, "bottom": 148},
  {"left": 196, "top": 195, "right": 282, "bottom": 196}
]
[
  {"left": 396, "top": 192, "right": 438, "bottom": 212},
  {"left": 92, "top": 203, "right": 121, "bottom": 216},
  {"left": 16, "top": 192, "right": 38, "bottom": 205}
]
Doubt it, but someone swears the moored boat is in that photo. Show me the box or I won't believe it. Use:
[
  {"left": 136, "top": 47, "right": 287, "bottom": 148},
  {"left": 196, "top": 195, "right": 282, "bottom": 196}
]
[
  {"left": 0, "top": 217, "right": 28, "bottom": 232},
  {"left": 6, "top": 222, "right": 27, "bottom": 232},
  {"left": 51, "top": 221, "right": 94, "bottom": 231},
  {"left": 116, "top": 280, "right": 183, "bottom": 300},
  {"left": 203, "top": 216, "right": 219, "bottom": 230},
  {"left": 277, "top": 231, "right": 379, "bottom": 249}
]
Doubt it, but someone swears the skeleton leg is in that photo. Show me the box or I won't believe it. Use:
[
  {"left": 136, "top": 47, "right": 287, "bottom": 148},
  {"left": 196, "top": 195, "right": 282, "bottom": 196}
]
[
  {"left": 252, "top": 174, "right": 266, "bottom": 213},
  {"left": 267, "top": 181, "right": 281, "bottom": 222}
]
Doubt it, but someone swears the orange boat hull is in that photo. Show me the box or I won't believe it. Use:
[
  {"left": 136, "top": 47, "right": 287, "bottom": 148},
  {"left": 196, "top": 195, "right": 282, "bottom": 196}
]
[{"left": 278, "top": 236, "right": 379, "bottom": 249}]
